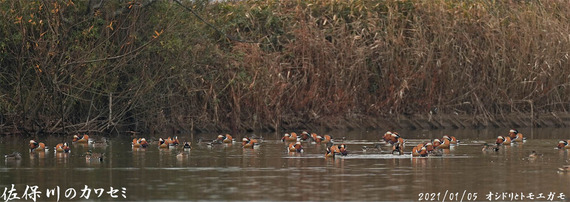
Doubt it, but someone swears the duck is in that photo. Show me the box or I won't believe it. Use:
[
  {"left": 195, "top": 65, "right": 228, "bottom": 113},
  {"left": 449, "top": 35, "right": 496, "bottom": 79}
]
[
  {"left": 528, "top": 151, "right": 542, "bottom": 160},
  {"left": 424, "top": 142, "right": 434, "bottom": 153},
  {"left": 197, "top": 137, "right": 218, "bottom": 147},
  {"left": 322, "top": 135, "right": 333, "bottom": 143},
  {"left": 558, "top": 165, "right": 570, "bottom": 172},
  {"left": 183, "top": 142, "right": 192, "bottom": 151},
  {"left": 214, "top": 134, "right": 234, "bottom": 144},
  {"left": 383, "top": 131, "right": 402, "bottom": 145},
  {"left": 85, "top": 150, "right": 104, "bottom": 162},
  {"left": 435, "top": 138, "right": 450, "bottom": 149},
  {"left": 325, "top": 147, "right": 335, "bottom": 158},
  {"left": 281, "top": 133, "right": 291, "bottom": 142},
  {"left": 382, "top": 131, "right": 394, "bottom": 144},
  {"left": 443, "top": 135, "right": 459, "bottom": 145},
  {"left": 242, "top": 137, "right": 259, "bottom": 149},
  {"left": 300, "top": 131, "right": 311, "bottom": 141},
  {"left": 412, "top": 145, "right": 428, "bottom": 157},
  {"left": 132, "top": 138, "right": 142, "bottom": 148},
  {"left": 557, "top": 140, "right": 570, "bottom": 149},
  {"left": 132, "top": 138, "right": 149, "bottom": 148},
  {"left": 496, "top": 136, "right": 512, "bottom": 146},
  {"left": 54, "top": 143, "right": 71, "bottom": 153},
  {"left": 310, "top": 133, "right": 323, "bottom": 144},
  {"left": 339, "top": 144, "right": 348, "bottom": 156},
  {"left": 91, "top": 138, "right": 108, "bottom": 148},
  {"left": 158, "top": 138, "right": 169, "bottom": 148},
  {"left": 288, "top": 142, "right": 304, "bottom": 153},
  {"left": 508, "top": 129, "right": 525, "bottom": 142},
  {"left": 176, "top": 151, "right": 189, "bottom": 160},
  {"left": 282, "top": 133, "right": 298, "bottom": 142},
  {"left": 325, "top": 144, "right": 342, "bottom": 157},
  {"left": 167, "top": 136, "right": 180, "bottom": 146},
  {"left": 4, "top": 152, "right": 22, "bottom": 161},
  {"left": 482, "top": 143, "right": 499, "bottom": 152},
  {"left": 392, "top": 138, "right": 405, "bottom": 155},
  {"left": 72, "top": 134, "right": 89, "bottom": 143},
  {"left": 432, "top": 139, "right": 441, "bottom": 148},
  {"left": 362, "top": 143, "right": 382, "bottom": 152},
  {"left": 29, "top": 140, "right": 47, "bottom": 152}
]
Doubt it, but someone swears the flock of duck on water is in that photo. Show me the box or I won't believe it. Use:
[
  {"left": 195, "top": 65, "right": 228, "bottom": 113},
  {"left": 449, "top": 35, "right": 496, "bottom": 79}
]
[
  {"left": 5, "top": 134, "right": 106, "bottom": 162},
  {"left": 5, "top": 129, "right": 570, "bottom": 170}
]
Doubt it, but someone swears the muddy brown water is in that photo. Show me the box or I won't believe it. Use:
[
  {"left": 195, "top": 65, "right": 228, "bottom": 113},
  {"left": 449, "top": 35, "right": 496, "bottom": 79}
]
[{"left": 0, "top": 128, "right": 569, "bottom": 201}]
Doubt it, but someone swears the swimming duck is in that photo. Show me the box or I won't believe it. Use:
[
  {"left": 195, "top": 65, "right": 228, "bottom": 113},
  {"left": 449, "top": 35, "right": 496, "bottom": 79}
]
[
  {"left": 214, "top": 134, "right": 234, "bottom": 144},
  {"left": 73, "top": 134, "right": 89, "bottom": 143},
  {"left": 412, "top": 145, "right": 428, "bottom": 157},
  {"left": 55, "top": 143, "right": 71, "bottom": 153},
  {"left": 482, "top": 143, "right": 499, "bottom": 152},
  {"left": 310, "top": 133, "right": 323, "bottom": 144},
  {"left": 443, "top": 135, "right": 459, "bottom": 145},
  {"left": 281, "top": 133, "right": 298, "bottom": 142},
  {"left": 168, "top": 136, "right": 180, "bottom": 146},
  {"left": 496, "top": 136, "right": 512, "bottom": 146},
  {"left": 558, "top": 165, "right": 570, "bottom": 172},
  {"left": 281, "top": 133, "right": 291, "bottom": 142},
  {"left": 85, "top": 150, "right": 104, "bottom": 162},
  {"left": 288, "top": 142, "right": 304, "bottom": 153},
  {"left": 300, "top": 131, "right": 311, "bottom": 141},
  {"left": 432, "top": 139, "right": 441, "bottom": 148},
  {"left": 557, "top": 140, "right": 570, "bottom": 149},
  {"left": 242, "top": 137, "right": 258, "bottom": 149},
  {"left": 29, "top": 140, "right": 47, "bottom": 152},
  {"left": 322, "top": 135, "right": 333, "bottom": 143},
  {"left": 132, "top": 138, "right": 142, "bottom": 148},
  {"left": 183, "top": 142, "right": 192, "bottom": 150},
  {"left": 133, "top": 138, "right": 149, "bottom": 148},
  {"left": 158, "top": 138, "right": 170, "bottom": 148},
  {"left": 176, "top": 151, "right": 189, "bottom": 160},
  {"left": 383, "top": 132, "right": 402, "bottom": 145},
  {"left": 435, "top": 138, "right": 450, "bottom": 149},
  {"left": 91, "top": 138, "right": 108, "bottom": 148},
  {"left": 362, "top": 143, "right": 382, "bottom": 152},
  {"left": 294, "top": 141, "right": 304, "bottom": 152},
  {"left": 424, "top": 142, "right": 434, "bottom": 153},
  {"left": 508, "top": 129, "right": 525, "bottom": 142},
  {"left": 392, "top": 138, "right": 405, "bottom": 155},
  {"left": 382, "top": 131, "right": 394, "bottom": 144},
  {"left": 528, "top": 151, "right": 542, "bottom": 160},
  {"left": 339, "top": 144, "right": 348, "bottom": 156},
  {"left": 4, "top": 152, "right": 22, "bottom": 161},
  {"left": 325, "top": 147, "right": 335, "bottom": 158}
]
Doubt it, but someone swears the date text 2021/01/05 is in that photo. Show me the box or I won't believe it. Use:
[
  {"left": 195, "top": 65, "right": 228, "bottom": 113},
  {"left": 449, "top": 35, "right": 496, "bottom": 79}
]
[{"left": 418, "top": 191, "right": 566, "bottom": 201}]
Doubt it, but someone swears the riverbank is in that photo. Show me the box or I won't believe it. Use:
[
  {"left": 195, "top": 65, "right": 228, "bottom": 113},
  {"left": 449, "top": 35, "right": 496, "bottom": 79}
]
[
  {"left": 3, "top": 111, "right": 570, "bottom": 135},
  {"left": 0, "top": 1, "right": 569, "bottom": 135}
]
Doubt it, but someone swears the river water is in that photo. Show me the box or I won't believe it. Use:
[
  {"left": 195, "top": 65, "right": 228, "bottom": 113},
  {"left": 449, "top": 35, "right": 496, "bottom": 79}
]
[{"left": 0, "top": 128, "right": 569, "bottom": 201}]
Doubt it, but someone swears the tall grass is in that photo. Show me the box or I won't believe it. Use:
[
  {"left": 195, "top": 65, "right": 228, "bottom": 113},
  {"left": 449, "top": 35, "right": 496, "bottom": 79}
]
[{"left": 0, "top": 0, "right": 569, "bottom": 134}]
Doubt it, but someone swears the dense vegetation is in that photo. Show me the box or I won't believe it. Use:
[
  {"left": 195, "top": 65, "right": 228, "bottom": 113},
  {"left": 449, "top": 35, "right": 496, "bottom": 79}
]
[{"left": 0, "top": 0, "right": 569, "bottom": 135}]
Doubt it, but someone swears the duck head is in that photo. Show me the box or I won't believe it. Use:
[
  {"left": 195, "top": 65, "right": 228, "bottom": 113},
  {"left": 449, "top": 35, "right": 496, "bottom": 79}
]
[
  {"left": 29, "top": 140, "right": 38, "bottom": 149},
  {"left": 509, "top": 129, "right": 518, "bottom": 139},
  {"left": 558, "top": 140, "right": 568, "bottom": 149},
  {"left": 496, "top": 136, "right": 505, "bottom": 145},
  {"left": 242, "top": 137, "right": 250, "bottom": 145},
  {"left": 281, "top": 133, "right": 290, "bottom": 142}
]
